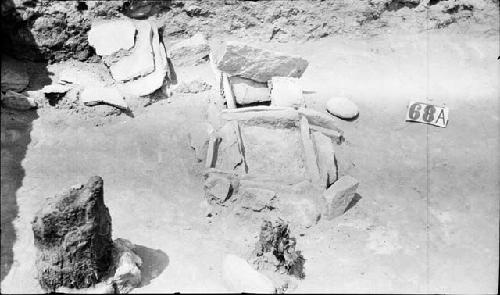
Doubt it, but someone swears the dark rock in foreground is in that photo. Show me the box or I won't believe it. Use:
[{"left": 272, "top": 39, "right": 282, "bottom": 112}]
[{"left": 32, "top": 176, "right": 113, "bottom": 292}]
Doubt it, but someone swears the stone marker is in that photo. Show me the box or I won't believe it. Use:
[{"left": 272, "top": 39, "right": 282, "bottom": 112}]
[
  {"left": 167, "top": 33, "right": 210, "bottom": 66},
  {"left": 312, "top": 131, "right": 337, "bottom": 187},
  {"left": 322, "top": 175, "right": 359, "bottom": 219},
  {"left": 229, "top": 76, "right": 270, "bottom": 105},
  {"left": 270, "top": 77, "right": 304, "bottom": 108},
  {"left": 213, "top": 41, "right": 309, "bottom": 83},
  {"left": 1, "top": 55, "right": 29, "bottom": 92},
  {"left": 80, "top": 86, "right": 128, "bottom": 110},
  {"left": 326, "top": 96, "right": 359, "bottom": 119},
  {"left": 109, "top": 20, "right": 155, "bottom": 82},
  {"left": 1, "top": 90, "right": 37, "bottom": 110},
  {"left": 222, "top": 254, "right": 276, "bottom": 294},
  {"left": 118, "top": 22, "right": 167, "bottom": 97},
  {"left": 32, "top": 176, "right": 114, "bottom": 291},
  {"left": 88, "top": 19, "right": 136, "bottom": 56}
]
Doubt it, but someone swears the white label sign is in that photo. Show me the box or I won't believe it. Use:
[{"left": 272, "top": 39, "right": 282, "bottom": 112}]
[{"left": 405, "top": 101, "right": 449, "bottom": 128}]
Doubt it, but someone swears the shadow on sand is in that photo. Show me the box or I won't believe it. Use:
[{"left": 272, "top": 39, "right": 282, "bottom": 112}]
[{"left": 133, "top": 244, "right": 169, "bottom": 287}]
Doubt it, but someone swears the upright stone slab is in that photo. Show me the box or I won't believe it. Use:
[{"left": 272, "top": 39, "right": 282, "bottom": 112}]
[
  {"left": 167, "top": 33, "right": 210, "bottom": 66},
  {"left": 1, "top": 55, "right": 29, "bottom": 92},
  {"left": 32, "top": 176, "right": 113, "bottom": 292},
  {"left": 213, "top": 41, "right": 309, "bottom": 83},
  {"left": 229, "top": 76, "right": 270, "bottom": 105},
  {"left": 322, "top": 175, "right": 359, "bottom": 219},
  {"left": 312, "top": 131, "right": 337, "bottom": 187},
  {"left": 270, "top": 77, "right": 304, "bottom": 108},
  {"left": 88, "top": 19, "right": 136, "bottom": 56}
]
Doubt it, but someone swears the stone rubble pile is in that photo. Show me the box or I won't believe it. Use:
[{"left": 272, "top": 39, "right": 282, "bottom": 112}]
[{"left": 32, "top": 176, "right": 143, "bottom": 293}]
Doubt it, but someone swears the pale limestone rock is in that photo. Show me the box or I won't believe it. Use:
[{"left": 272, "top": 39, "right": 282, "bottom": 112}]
[
  {"left": 312, "top": 131, "right": 337, "bottom": 187},
  {"left": 109, "top": 21, "right": 154, "bottom": 82},
  {"left": 213, "top": 41, "right": 308, "bottom": 83},
  {"left": 326, "top": 96, "right": 359, "bottom": 119},
  {"left": 229, "top": 76, "right": 270, "bottom": 105},
  {"left": 322, "top": 175, "right": 359, "bottom": 219},
  {"left": 1, "top": 90, "right": 37, "bottom": 110},
  {"left": 80, "top": 86, "right": 128, "bottom": 110},
  {"left": 41, "top": 84, "right": 72, "bottom": 94},
  {"left": 222, "top": 254, "right": 275, "bottom": 294},
  {"left": 168, "top": 33, "right": 210, "bottom": 66},
  {"left": 88, "top": 20, "right": 136, "bottom": 56},
  {"left": 118, "top": 22, "right": 167, "bottom": 96},
  {"left": 270, "top": 77, "right": 304, "bottom": 108}
]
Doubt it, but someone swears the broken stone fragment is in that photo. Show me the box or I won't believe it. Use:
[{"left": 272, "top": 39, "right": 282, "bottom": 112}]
[
  {"left": 204, "top": 174, "right": 233, "bottom": 205},
  {"left": 270, "top": 77, "right": 305, "bottom": 108},
  {"left": 1, "top": 90, "right": 37, "bottom": 110},
  {"left": 168, "top": 33, "right": 210, "bottom": 66},
  {"left": 239, "top": 187, "right": 277, "bottom": 212},
  {"left": 322, "top": 175, "right": 359, "bottom": 220},
  {"left": 229, "top": 76, "right": 270, "bottom": 105},
  {"left": 118, "top": 21, "right": 167, "bottom": 97},
  {"left": 80, "top": 86, "right": 128, "bottom": 110},
  {"left": 326, "top": 96, "right": 359, "bottom": 119},
  {"left": 109, "top": 20, "right": 155, "bottom": 82},
  {"left": 213, "top": 41, "right": 309, "bottom": 83},
  {"left": 222, "top": 254, "right": 276, "bottom": 294},
  {"left": 88, "top": 19, "right": 137, "bottom": 56},
  {"left": 32, "top": 176, "right": 114, "bottom": 292},
  {"left": 312, "top": 131, "right": 338, "bottom": 187},
  {"left": 41, "top": 83, "right": 72, "bottom": 94},
  {"left": 1, "top": 55, "right": 29, "bottom": 92}
]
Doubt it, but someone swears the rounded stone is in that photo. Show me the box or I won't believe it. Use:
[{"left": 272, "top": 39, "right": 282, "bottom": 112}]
[{"left": 326, "top": 97, "right": 359, "bottom": 119}]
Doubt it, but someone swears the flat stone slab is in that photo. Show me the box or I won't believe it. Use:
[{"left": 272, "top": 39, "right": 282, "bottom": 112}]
[
  {"left": 229, "top": 76, "right": 270, "bottom": 105},
  {"left": 80, "top": 86, "right": 128, "bottom": 110},
  {"left": 213, "top": 41, "right": 309, "bottom": 83},
  {"left": 326, "top": 96, "right": 359, "bottom": 119},
  {"left": 270, "top": 77, "right": 304, "bottom": 108},
  {"left": 118, "top": 22, "right": 167, "bottom": 96},
  {"left": 322, "top": 175, "right": 359, "bottom": 219},
  {"left": 88, "top": 19, "right": 136, "bottom": 56},
  {"left": 109, "top": 20, "right": 155, "bottom": 82}
]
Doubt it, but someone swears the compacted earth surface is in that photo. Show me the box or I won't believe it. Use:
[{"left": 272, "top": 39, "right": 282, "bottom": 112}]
[{"left": 1, "top": 3, "right": 499, "bottom": 294}]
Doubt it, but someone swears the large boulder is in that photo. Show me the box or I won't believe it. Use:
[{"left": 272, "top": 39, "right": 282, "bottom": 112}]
[
  {"left": 213, "top": 41, "right": 309, "bottom": 83},
  {"left": 1, "top": 55, "right": 29, "bottom": 92},
  {"left": 32, "top": 176, "right": 114, "bottom": 292},
  {"left": 167, "top": 33, "right": 210, "bottom": 66},
  {"left": 88, "top": 19, "right": 136, "bottom": 56}
]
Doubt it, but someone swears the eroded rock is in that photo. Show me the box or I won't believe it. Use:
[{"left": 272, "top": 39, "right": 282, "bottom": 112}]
[
  {"left": 1, "top": 55, "right": 29, "bottom": 92},
  {"left": 168, "top": 33, "right": 210, "bottom": 66},
  {"left": 32, "top": 176, "right": 113, "bottom": 292},
  {"left": 1, "top": 91, "right": 37, "bottom": 110},
  {"left": 322, "top": 175, "right": 359, "bottom": 219},
  {"left": 213, "top": 41, "right": 309, "bottom": 83}
]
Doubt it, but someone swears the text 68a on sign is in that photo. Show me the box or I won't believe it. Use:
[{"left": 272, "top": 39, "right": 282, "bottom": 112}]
[{"left": 405, "top": 101, "right": 449, "bottom": 128}]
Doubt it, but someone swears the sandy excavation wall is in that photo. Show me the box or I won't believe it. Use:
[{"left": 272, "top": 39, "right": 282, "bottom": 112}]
[{"left": 1, "top": 0, "right": 498, "bottom": 63}]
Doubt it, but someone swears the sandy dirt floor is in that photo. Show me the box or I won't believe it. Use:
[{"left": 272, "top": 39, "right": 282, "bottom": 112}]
[{"left": 1, "top": 29, "right": 499, "bottom": 293}]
